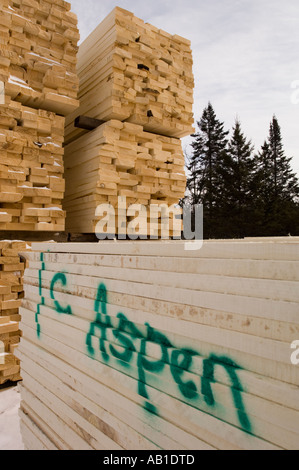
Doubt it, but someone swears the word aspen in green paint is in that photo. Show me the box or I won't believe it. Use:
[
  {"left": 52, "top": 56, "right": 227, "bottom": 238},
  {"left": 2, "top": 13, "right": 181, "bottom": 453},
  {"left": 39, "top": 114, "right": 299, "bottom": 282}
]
[
  {"left": 35, "top": 268, "right": 252, "bottom": 433},
  {"left": 86, "top": 283, "right": 252, "bottom": 432}
]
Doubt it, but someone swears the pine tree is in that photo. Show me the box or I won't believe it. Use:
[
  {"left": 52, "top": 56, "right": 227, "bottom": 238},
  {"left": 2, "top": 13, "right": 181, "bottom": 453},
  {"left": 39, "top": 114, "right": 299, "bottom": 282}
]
[
  {"left": 252, "top": 141, "right": 272, "bottom": 235},
  {"left": 184, "top": 150, "right": 200, "bottom": 207},
  {"left": 268, "top": 116, "right": 299, "bottom": 202},
  {"left": 254, "top": 116, "right": 299, "bottom": 235},
  {"left": 186, "top": 103, "right": 230, "bottom": 238},
  {"left": 226, "top": 119, "right": 256, "bottom": 237}
]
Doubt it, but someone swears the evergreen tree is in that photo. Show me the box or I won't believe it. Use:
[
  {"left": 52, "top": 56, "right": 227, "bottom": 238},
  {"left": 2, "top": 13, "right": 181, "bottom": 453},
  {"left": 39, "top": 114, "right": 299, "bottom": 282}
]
[
  {"left": 253, "top": 141, "right": 273, "bottom": 235},
  {"left": 186, "top": 103, "right": 230, "bottom": 238},
  {"left": 226, "top": 119, "right": 256, "bottom": 237},
  {"left": 254, "top": 116, "right": 299, "bottom": 235},
  {"left": 184, "top": 150, "right": 200, "bottom": 207},
  {"left": 268, "top": 116, "right": 299, "bottom": 202}
]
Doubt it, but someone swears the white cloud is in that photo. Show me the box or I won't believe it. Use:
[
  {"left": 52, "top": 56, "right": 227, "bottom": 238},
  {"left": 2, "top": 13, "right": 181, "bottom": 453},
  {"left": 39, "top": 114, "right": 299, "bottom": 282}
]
[{"left": 70, "top": 0, "right": 299, "bottom": 174}]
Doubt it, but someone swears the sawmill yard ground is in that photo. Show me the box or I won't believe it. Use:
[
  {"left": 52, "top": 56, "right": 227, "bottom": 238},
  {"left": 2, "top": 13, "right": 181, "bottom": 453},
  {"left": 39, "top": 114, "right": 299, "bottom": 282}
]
[{"left": 0, "top": 383, "right": 24, "bottom": 450}]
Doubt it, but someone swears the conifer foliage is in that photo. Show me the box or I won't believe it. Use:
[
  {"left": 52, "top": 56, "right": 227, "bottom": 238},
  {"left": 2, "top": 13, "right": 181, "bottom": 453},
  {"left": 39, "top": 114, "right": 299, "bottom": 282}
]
[
  {"left": 185, "top": 107, "right": 299, "bottom": 238},
  {"left": 186, "top": 103, "right": 229, "bottom": 238},
  {"left": 254, "top": 116, "right": 299, "bottom": 235},
  {"left": 226, "top": 120, "right": 256, "bottom": 237}
]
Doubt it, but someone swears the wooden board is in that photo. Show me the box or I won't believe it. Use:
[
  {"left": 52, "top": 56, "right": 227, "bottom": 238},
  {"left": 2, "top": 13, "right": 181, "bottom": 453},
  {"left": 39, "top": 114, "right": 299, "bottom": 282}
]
[{"left": 16, "top": 239, "right": 299, "bottom": 450}]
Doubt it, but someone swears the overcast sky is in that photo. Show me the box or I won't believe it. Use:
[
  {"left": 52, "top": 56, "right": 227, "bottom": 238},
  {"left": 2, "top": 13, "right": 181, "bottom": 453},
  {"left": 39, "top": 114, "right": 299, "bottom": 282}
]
[{"left": 70, "top": 0, "right": 299, "bottom": 175}]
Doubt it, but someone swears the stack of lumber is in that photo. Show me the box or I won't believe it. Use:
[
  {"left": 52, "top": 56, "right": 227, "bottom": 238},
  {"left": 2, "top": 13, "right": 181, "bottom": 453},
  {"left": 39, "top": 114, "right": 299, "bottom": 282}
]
[
  {"left": 64, "top": 8, "right": 192, "bottom": 236},
  {"left": 0, "top": 240, "right": 28, "bottom": 384},
  {"left": 65, "top": 7, "right": 194, "bottom": 145},
  {"left": 0, "top": 0, "right": 79, "bottom": 115},
  {"left": 16, "top": 240, "right": 299, "bottom": 450},
  {"left": 0, "top": 96, "right": 66, "bottom": 232},
  {"left": 63, "top": 120, "right": 186, "bottom": 236},
  {"left": 0, "top": 0, "right": 80, "bottom": 232},
  {"left": 0, "top": 316, "right": 21, "bottom": 384}
]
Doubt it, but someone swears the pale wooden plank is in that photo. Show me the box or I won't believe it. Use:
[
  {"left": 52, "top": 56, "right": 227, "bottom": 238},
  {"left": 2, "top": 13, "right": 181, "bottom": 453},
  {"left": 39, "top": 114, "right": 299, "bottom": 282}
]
[
  {"left": 28, "top": 241, "right": 299, "bottom": 261},
  {"left": 18, "top": 338, "right": 215, "bottom": 450},
  {"left": 17, "top": 323, "right": 280, "bottom": 450}
]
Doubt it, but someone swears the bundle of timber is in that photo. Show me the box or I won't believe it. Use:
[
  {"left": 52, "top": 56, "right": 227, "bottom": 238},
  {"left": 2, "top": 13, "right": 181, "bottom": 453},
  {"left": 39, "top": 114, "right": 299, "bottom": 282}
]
[
  {"left": 65, "top": 7, "right": 194, "bottom": 144},
  {"left": 0, "top": 0, "right": 80, "bottom": 115},
  {"left": 0, "top": 0, "right": 80, "bottom": 232},
  {"left": 63, "top": 120, "right": 186, "bottom": 236},
  {"left": 0, "top": 96, "right": 65, "bottom": 232},
  {"left": 0, "top": 316, "right": 21, "bottom": 384},
  {"left": 0, "top": 240, "right": 28, "bottom": 384},
  {"left": 17, "top": 240, "right": 299, "bottom": 450}
]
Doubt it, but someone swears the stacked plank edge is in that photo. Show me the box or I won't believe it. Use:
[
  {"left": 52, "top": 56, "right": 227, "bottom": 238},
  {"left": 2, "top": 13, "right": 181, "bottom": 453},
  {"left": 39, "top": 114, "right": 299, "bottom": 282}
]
[
  {"left": 65, "top": 7, "right": 194, "bottom": 144},
  {"left": 64, "top": 7, "right": 193, "bottom": 236},
  {"left": 0, "top": 0, "right": 80, "bottom": 233},
  {"left": 0, "top": 96, "right": 66, "bottom": 231},
  {"left": 16, "top": 239, "right": 299, "bottom": 450},
  {"left": 0, "top": 1, "right": 80, "bottom": 449},
  {"left": 0, "top": 0, "right": 79, "bottom": 389},
  {"left": 64, "top": 120, "right": 186, "bottom": 236},
  {"left": 0, "top": 240, "right": 28, "bottom": 384},
  {"left": 0, "top": 0, "right": 79, "bottom": 115}
]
